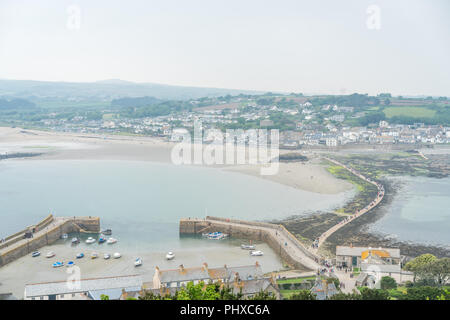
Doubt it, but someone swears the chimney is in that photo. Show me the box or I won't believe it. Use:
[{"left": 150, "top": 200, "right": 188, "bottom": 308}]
[
  {"left": 179, "top": 264, "right": 185, "bottom": 272},
  {"left": 202, "top": 262, "right": 208, "bottom": 271},
  {"left": 121, "top": 288, "right": 127, "bottom": 300},
  {"left": 255, "top": 261, "right": 260, "bottom": 267},
  {"left": 155, "top": 266, "right": 160, "bottom": 274},
  {"left": 350, "top": 243, "right": 353, "bottom": 248}
]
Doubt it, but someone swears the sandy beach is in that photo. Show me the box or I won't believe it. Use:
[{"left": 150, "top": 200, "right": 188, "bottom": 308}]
[{"left": 0, "top": 126, "right": 353, "bottom": 195}]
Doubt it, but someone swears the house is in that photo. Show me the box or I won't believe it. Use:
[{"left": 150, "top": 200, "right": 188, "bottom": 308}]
[
  {"left": 260, "top": 119, "right": 274, "bottom": 127},
  {"left": 152, "top": 262, "right": 263, "bottom": 289},
  {"left": 335, "top": 246, "right": 401, "bottom": 268},
  {"left": 310, "top": 278, "right": 338, "bottom": 300},
  {"left": 24, "top": 275, "right": 143, "bottom": 300},
  {"left": 356, "top": 264, "right": 414, "bottom": 288}
]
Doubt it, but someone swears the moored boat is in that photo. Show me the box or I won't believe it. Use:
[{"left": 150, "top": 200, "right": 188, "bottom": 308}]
[
  {"left": 66, "top": 261, "right": 75, "bottom": 267},
  {"left": 98, "top": 236, "right": 106, "bottom": 244},
  {"left": 61, "top": 233, "right": 68, "bottom": 239},
  {"left": 52, "top": 261, "right": 64, "bottom": 268},
  {"left": 134, "top": 258, "right": 142, "bottom": 267},
  {"left": 166, "top": 252, "right": 175, "bottom": 260},
  {"left": 104, "top": 253, "right": 111, "bottom": 260},
  {"left": 91, "top": 252, "right": 99, "bottom": 259},
  {"left": 85, "top": 237, "right": 96, "bottom": 244},
  {"left": 106, "top": 237, "right": 118, "bottom": 244},
  {"left": 241, "top": 244, "right": 256, "bottom": 250},
  {"left": 101, "top": 229, "right": 112, "bottom": 235},
  {"left": 71, "top": 237, "right": 80, "bottom": 244},
  {"left": 76, "top": 253, "right": 84, "bottom": 259},
  {"left": 31, "top": 251, "right": 41, "bottom": 257},
  {"left": 250, "top": 250, "right": 264, "bottom": 256},
  {"left": 46, "top": 251, "right": 55, "bottom": 258},
  {"left": 113, "top": 252, "right": 121, "bottom": 259}
]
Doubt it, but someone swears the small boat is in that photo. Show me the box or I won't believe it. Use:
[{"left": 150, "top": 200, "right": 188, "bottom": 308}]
[
  {"left": 66, "top": 261, "right": 75, "bottom": 267},
  {"left": 250, "top": 250, "right": 264, "bottom": 256},
  {"left": 98, "top": 236, "right": 106, "bottom": 244},
  {"left": 103, "top": 253, "right": 111, "bottom": 260},
  {"left": 166, "top": 252, "right": 175, "bottom": 260},
  {"left": 106, "top": 237, "right": 118, "bottom": 244},
  {"left": 241, "top": 244, "right": 256, "bottom": 250},
  {"left": 46, "top": 251, "right": 55, "bottom": 258},
  {"left": 202, "top": 232, "right": 229, "bottom": 240},
  {"left": 113, "top": 252, "right": 121, "bottom": 259},
  {"left": 76, "top": 253, "right": 84, "bottom": 259},
  {"left": 91, "top": 252, "right": 99, "bottom": 259},
  {"left": 61, "top": 233, "right": 68, "bottom": 239},
  {"left": 31, "top": 251, "right": 41, "bottom": 257},
  {"left": 71, "top": 237, "right": 80, "bottom": 244},
  {"left": 85, "top": 237, "right": 96, "bottom": 244},
  {"left": 101, "top": 229, "right": 112, "bottom": 235},
  {"left": 134, "top": 258, "right": 142, "bottom": 267},
  {"left": 52, "top": 261, "right": 64, "bottom": 268}
]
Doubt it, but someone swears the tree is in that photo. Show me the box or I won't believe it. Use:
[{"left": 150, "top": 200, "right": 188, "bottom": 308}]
[
  {"left": 400, "top": 286, "right": 450, "bottom": 300},
  {"left": 404, "top": 254, "right": 437, "bottom": 282},
  {"left": 329, "top": 292, "right": 361, "bottom": 300},
  {"left": 100, "top": 294, "right": 109, "bottom": 300},
  {"left": 380, "top": 276, "right": 397, "bottom": 290},
  {"left": 359, "top": 288, "right": 389, "bottom": 300},
  {"left": 428, "top": 258, "right": 450, "bottom": 287},
  {"left": 289, "top": 290, "right": 316, "bottom": 300}
]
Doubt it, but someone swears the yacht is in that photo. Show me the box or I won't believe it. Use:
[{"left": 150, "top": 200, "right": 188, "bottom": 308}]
[
  {"left": 113, "top": 252, "right": 121, "bottom": 259},
  {"left": 85, "top": 237, "right": 96, "bottom": 244},
  {"left": 250, "top": 250, "right": 264, "bottom": 256},
  {"left": 134, "top": 258, "right": 142, "bottom": 267},
  {"left": 166, "top": 252, "right": 175, "bottom": 260}
]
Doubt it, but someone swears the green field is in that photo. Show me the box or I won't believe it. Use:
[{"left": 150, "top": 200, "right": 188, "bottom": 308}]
[{"left": 383, "top": 106, "right": 436, "bottom": 119}]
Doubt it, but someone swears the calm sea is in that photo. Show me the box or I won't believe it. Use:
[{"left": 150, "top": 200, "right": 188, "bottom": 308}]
[
  {"left": 0, "top": 160, "right": 353, "bottom": 252},
  {"left": 369, "top": 176, "right": 450, "bottom": 246}
]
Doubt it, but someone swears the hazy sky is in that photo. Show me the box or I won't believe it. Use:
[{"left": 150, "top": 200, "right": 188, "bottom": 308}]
[{"left": 0, "top": 0, "right": 449, "bottom": 96}]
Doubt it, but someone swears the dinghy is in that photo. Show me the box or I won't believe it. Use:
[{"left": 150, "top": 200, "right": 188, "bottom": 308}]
[
  {"left": 250, "top": 250, "right": 264, "bottom": 256},
  {"left": 76, "top": 253, "right": 84, "bottom": 259},
  {"left": 85, "top": 237, "right": 96, "bottom": 244},
  {"left": 166, "top": 252, "right": 175, "bottom": 260},
  {"left": 46, "top": 251, "right": 55, "bottom": 258},
  {"left": 113, "top": 252, "right": 121, "bottom": 259},
  {"left": 106, "top": 237, "right": 118, "bottom": 244},
  {"left": 31, "top": 251, "right": 41, "bottom": 257},
  {"left": 134, "top": 258, "right": 142, "bottom": 267}
]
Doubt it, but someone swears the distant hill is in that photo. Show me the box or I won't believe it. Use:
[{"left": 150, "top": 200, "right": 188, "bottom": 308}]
[
  {"left": 0, "top": 79, "right": 263, "bottom": 101},
  {"left": 0, "top": 98, "right": 36, "bottom": 110}
]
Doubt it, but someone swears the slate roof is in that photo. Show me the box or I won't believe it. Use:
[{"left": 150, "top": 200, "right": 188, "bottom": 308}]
[{"left": 25, "top": 275, "right": 142, "bottom": 298}]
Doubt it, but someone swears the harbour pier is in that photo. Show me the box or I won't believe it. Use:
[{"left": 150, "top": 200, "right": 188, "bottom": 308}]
[
  {"left": 180, "top": 216, "right": 322, "bottom": 270},
  {"left": 0, "top": 214, "right": 100, "bottom": 267}
]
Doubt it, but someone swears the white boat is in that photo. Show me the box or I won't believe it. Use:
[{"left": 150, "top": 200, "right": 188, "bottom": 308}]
[
  {"left": 85, "top": 237, "right": 96, "bottom": 244},
  {"left": 31, "top": 251, "right": 41, "bottom": 257},
  {"left": 71, "top": 237, "right": 80, "bottom": 244},
  {"left": 91, "top": 252, "right": 99, "bottom": 259},
  {"left": 106, "top": 237, "right": 118, "bottom": 244},
  {"left": 113, "top": 252, "right": 121, "bottom": 259},
  {"left": 250, "top": 250, "right": 264, "bottom": 256},
  {"left": 61, "top": 233, "right": 68, "bottom": 239},
  {"left": 103, "top": 253, "right": 111, "bottom": 260},
  {"left": 52, "top": 261, "right": 64, "bottom": 268},
  {"left": 241, "top": 244, "right": 256, "bottom": 250},
  {"left": 46, "top": 251, "right": 55, "bottom": 258},
  {"left": 203, "top": 232, "right": 229, "bottom": 240},
  {"left": 166, "top": 252, "right": 175, "bottom": 260},
  {"left": 134, "top": 258, "right": 142, "bottom": 267}
]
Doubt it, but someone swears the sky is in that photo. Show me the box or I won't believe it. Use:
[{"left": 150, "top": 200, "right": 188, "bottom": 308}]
[{"left": 0, "top": 0, "right": 449, "bottom": 96}]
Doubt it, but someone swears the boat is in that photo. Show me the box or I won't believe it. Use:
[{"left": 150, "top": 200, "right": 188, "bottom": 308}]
[
  {"left": 61, "top": 233, "right": 68, "bottom": 239},
  {"left": 202, "top": 232, "right": 229, "bottom": 240},
  {"left": 98, "top": 236, "right": 106, "bottom": 244},
  {"left": 134, "top": 258, "right": 142, "bottom": 267},
  {"left": 106, "top": 237, "right": 118, "bottom": 244},
  {"left": 85, "top": 237, "right": 96, "bottom": 244},
  {"left": 241, "top": 244, "right": 256, "bottom": 250},
  {"left": 71, "top": 237, "right": 80, "bottom": 244},
  {"left": 66, "top": 261, "right": 75, "bottom": 267},
  {"left": 166, "top": 252, "right": 175, "bottom": 260},
  {"left": 250, "top": 250, "right": 264, "bottom": 256},
  {"left": 91, "top": 252, "right": 99, "bottom": 259},
  {"left": 76, "top": 253, "right": 84, "bottom": 259},
  {"left": 101, "top": 229, "right": 112, "bottom": 235},
  {"left": 46, "top": 251, "right": 55, "bottom": 258},
  {"left": 31, "top": 251, "right": 41, "bottom": 257},
  {"left": 113, "top": 252, "right": 121, "bottom": 259},
  {"left": 52, "top": 261, "right": 64, "bottom": 268},
  {"left": 103, "top": 253, "right": 111, "bottom": 260}
]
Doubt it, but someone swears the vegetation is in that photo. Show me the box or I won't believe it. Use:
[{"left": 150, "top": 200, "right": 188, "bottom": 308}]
[
  {"left": 404, "top": 254, "right": 450, "bottom": 286},
  {"left": 380, "top": 276, "right": 397, "bottom": 290}
]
